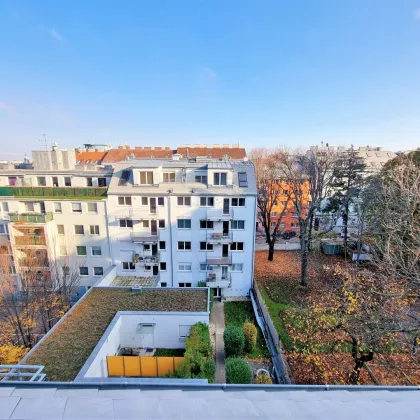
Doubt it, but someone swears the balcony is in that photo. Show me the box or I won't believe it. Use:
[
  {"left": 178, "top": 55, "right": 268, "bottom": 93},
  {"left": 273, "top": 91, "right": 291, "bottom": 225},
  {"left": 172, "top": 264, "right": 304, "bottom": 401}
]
[
  {"left": 133, "top": 254, "right": 160, "bottom": 265},
  {"left": 0, "top": 186, "right": 107, "bottom": 199},
  {"left": 131, "top": 232, "right": 159, "bottom": 243},
  {"left": 206, "top": 273, "right": 231, "bottom": 288},
  {"left": 9, "top": 212, "right": 53, "bottom": 224},
  {"left": 207, "top": 232, "right": 233, "bottom": 244},
  {"left": 18, "top": 258, "right": 50, "bottom": 269},
  {"left": 206, "top": 255, "right": 232, "bottom": 265},
  {"left": 206, "top": 209, "right": 233, "bottom": 221},
  {"left": 112, "top": 208, "right": 158, "bottom": 220},
  {"left": 14, "top": 235, "right": 46, "bottom": 247}
]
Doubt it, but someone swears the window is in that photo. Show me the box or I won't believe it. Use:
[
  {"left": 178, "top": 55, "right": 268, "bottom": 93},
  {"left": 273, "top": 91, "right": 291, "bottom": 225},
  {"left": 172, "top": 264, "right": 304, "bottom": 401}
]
[
  {"left": 163, "top": 172, "right": 176, "bottom": 183},
  {"left": 195, "top": 175, "right": 208, "bottom": 184},
  {"left": 160, "top": 262, "right": 167, "bottom": 271},
  {"left": 271, "top": 222, "right": 277, "bottom": 228},
  {"left": 119, "top": 170, "right": 131, "bottom": 186},
  {"left": 177, "top": 219, "right": 191, "bottom": 229},
  {"left": 231, "top": 198, "right": 245, "bottom": 207},
  {"left": 72, "top": 202, "right": 82, "bottom": 213},
  {"left": 178, "top": 263, "right": 192, "bottom": 271},
  {"left": 158, "top": 220, "right": 165, "bottom": 228},
  {"left": 178, "top": 241, "right": 191, "bottom": 250},
  {"left": 200, "top": 242, "right": 213, "bottom": 251},
  {"left": 89, "top": 225, "right": 100, "bottom": 235},
  {"left": 140, "top": 197, "right": 148, "bottom": 206},
  {"left": 159, "top": 241, "right": 166, "bottom": 250},
  {"left": 62, "top": 266, "right": 70, "bottom": 276},
  {"left": 232, "top": 264, "right": 243, "bottom": 272},
  {"left": 122, "top": 262, "right": 136, "bottom": 270},
  {"left": 2, "top": 202, "right": 9, "bottom": 215},
  {"left": 86, "top": 177, "right": 93, "bottom": 187},
  {"left": 200, "top": 197, "right": 214, "bottom": 207},
  {"left": 179, "top": 283, "right": 192, "bottom": 288},
  {"left": 119, "top": 219, "right": 133, "bottom": 228},
  {"left": 161, "top": 282, "right": 167, "bottom": 287},
  {"left": 54, "top": 202, "right": 62, "bottom": 213},
  {"left": 177, "top": 197, "right": 191, "bottom": 206},
  {"left": 77, "top": 246, "right": 87, "bottom": 256},
  {"left": 8, "top": 177, "right": 17, "bottom": 186},
  {"left": 271, "top": 212, "right": 277, "bottom": 217},
  {"left": 52, "top": 177, "right": 59, "bottom": 187},
  {"left": 200, "top": 264, "right": 212, "bottom": 271},
  {"left": 59, "top": 246, "right": 67, "bottom": 256},
  {"left": 281, "top": 213, "right": 287, "bottom": 218},
  {"left": 144, "top": 265, "right": 151, "bottom": 271},
  {"left": 86, "top": 160, "right": 91, "bottom": 165},
  {"left": 158, "top": 197, "right": 164, "bottom": 206},
  {"left": 200, "top": 220, "right": 214, "bottom": 229},
  {"left": 144, "top": 244, "right": 151, "bottom": 251},
  {"left": 94, "top": 267, "right": 103, "bottom": 276},
  {"left": 24, "top": 202, "right": 35, "bottom": 212},
  {"left": 140, "top": 171, "right": 153, "bottom": 185},
  {"left": 118, "top": 196, "right": 132, "bottom": 206},
  {"left": 37, "top": 177, "right": 46, "bottom": 186},
  {"left": 64, "top": 177, "right": 71, "bottom": 187},
  {"left": 87, "top": 203, "right": 98, "bottom": 213},
  {"left": 79, "top": 267, "right": 89, "bottom": 276},
  {"left": 231, "top": 220, "right": 245, "bottom": 230},
  {"left": 74, "top": 225, "right": 84, "bottom": 235},
  {"left": 238, "top": 172, "right": 248, "bottom": 187},
  {"left": 91, "top": 246, "right": 102, "bottom": 256},
  {"left": 0, "top": 225, "right": 8, "bottom": 235},
  {"left": 213, "top": 173, "right": 227, "bottom": 185},
  {"left": 292, "top": 212, "right": 298, "bottom": 217},
  {"left": 98, "top": 177, "right": 106, "bottom": 187},
  {"left": 179, "top": 325, "right": 192, "bottom": 339},
  {"left": 291, "top": 222, "right": 299, "bottom": 228},
  {"left": 57, "top": 225, "right": 65, "bottom": 235},
  {"left": 142, "top": 220, "right": 150, "bottom": 228},
  {"left": 231, "top": 242, "right": 244, "bottom": 251},
  {"left": 280, "top": 223, "right": 286, "bottom": 228}
]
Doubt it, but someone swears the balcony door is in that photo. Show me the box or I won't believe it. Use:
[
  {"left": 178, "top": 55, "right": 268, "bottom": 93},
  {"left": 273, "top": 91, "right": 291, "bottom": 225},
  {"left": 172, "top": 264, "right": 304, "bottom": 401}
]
[
  {"left": 221, "top": 266, "right": 228, "bottom": 280},
  {"left": 151, "top": 220, "right": 157, "bottom": 235},
  {"left": 149, "top": 198, "right": 156, "bottom": 214},
  {"left": 151, "top": 244, "right": 158, "bottom": 256},
  {"left": 223, "top": 199, "right": 230, "bottom": 215},
  {"left": 223, "top": 221, "right": 229, "bottom": 236},
  {"left": 222, "top": 244, "right": 229, "bottom": 258},
  {"left": 153, "top": 265, "right": 159, "bottom": 275}
]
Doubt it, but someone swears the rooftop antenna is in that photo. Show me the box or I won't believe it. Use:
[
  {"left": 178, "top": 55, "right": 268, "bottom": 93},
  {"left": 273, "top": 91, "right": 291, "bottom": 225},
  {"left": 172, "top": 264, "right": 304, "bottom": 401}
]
[{"left": 37, "top": 134, "right": 48, "bottom": 150}]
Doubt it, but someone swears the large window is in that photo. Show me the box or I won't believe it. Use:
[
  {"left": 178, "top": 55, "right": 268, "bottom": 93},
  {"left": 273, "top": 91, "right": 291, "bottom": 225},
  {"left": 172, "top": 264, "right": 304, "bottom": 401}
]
[
  {"left": 74, "top": 225, "right": 84, "bottom": 235},
  {"left": 91, "top": 246, "right": 102, "bottom": 256},
  {"left": 79, "top": 267, "right": 89, "bottom": 276},
  {"left": 231, "top": 220, "right": 245, "bottom": 230},
  {"left": 119, "top": 219, "right": 133, "bottom": 228},
  {"left": 71, "top": 202, "right": 82, "bottom": 213},
  {"left": 57, "top": 225, "right": 65, "bottom": 235},
  {"left": 94, "top": 267, "right": 103, "bottom": 276},
  {"left": 87, "top": 203, "right": 98, "bottom": 213},
  {"left": 231, "top": 198, "right": 245, "bottom": 207},
  {"left": 195, "top": 175, "right": 208, "bottom": 184},
  {"left": 177, "top": 197, "right": 191, "bottom": 206},
  {"left": 76, "top": 246, "right": 87, "bottom": 256},
  {"left": 178, "top": 241, "right": 191, "bottom": 250},
  {"left": 178, "top": 263, "right": 192, "bottom": 271},
  {"left": 163, "top": 172, "right": 176, "bottom": 183},
  {"left": 177, "top": 219, "right": 191, "bottom": 229},
  {"left": 122, "top": 262, "right": 136, "bottom": 270},
  {"left": 213, "top": 173, "right": 227, "bottom": 185},
  {"left": 64, "top": 177, "right": 72, "bottom": 187},
  {"left": 179, "top": 283, "right": 192, "bottom": 288},
  {"left": 118, "top": 196, "right": 132, "bottom": 206},
  {"left": 200, "top": 197, "right": 214, "bottom": 207},
  {"left": 200, "top": 220, "right": 214, "bottom": 229},
  {"left": 37, "top": 177, "right": 46, "bottom": 186},
  {"left": 200, "top": 242, "right": 213, "bottom": 251},
  {"left": 89, "top": 225, "right": 100, "bottom": 235},
  {"left": 231, "top": 264, "right": 243, "bottom": 272},
  {"left": 139, "top": 171, "right": 153, "bottom": 185},
  {"left": 230, "top": 242, "right": 244, "bottom": 251}
]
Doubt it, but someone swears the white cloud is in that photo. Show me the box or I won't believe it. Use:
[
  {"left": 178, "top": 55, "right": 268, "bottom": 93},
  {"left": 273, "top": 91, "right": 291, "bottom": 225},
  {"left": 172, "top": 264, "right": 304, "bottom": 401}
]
[
  {"left": 41, "top": 25, "right": 64, "bottom": 41},
  {"left": 201, "top": 67, "right": 217, "bottom": 78},
  {"left": 415, "top": 8, "right": 420, "bottom": 20},
  {"left": 0, "top": 102, "right": 10, "bottom": 111}
]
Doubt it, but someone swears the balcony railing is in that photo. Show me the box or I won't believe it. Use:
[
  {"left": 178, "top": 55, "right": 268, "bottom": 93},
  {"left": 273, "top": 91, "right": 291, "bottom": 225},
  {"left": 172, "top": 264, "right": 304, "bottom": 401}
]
[
  {"left": 18, "top": 258, "right": 50, "bottom": 268},
  {"left": 206, "top": 208, "right": 233, "bottom": 221},
  {"left": 131, "top": 232, "right": 159, "bottom": 243},
  {"left": 133, "top": 254, "right": 160, "bottom": 265},
  {"left": 14, "top": 235, "right": 46, "bottom": 246},
  {"left": 206, "top": 273, "right": 231, "bottom": 288},
  {"left": 207, "top": 232, "right": 233, "bottom": 243},
  {"left": 0, "top": 186, "right": 107, "bottom": 198},
  {"left": 206, "top": 255, "right": 232, "bottom": 265},
  {"left": 112, "top": 208, "right": 158, "bottom": 220},
  {"left": 9, "top": 212, "right": 54, "bottom": 223}
]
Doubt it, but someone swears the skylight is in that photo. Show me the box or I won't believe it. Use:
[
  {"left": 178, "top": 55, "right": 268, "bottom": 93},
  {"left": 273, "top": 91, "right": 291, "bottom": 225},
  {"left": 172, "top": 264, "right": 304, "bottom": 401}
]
[{"left": 238, "top": 172, "right": 248, "bottom": 187}]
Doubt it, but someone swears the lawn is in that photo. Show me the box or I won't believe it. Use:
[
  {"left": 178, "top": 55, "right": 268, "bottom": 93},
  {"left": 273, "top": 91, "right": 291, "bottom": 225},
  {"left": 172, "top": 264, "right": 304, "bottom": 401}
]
[{"left": 224, "top": 301, "right": 270, "bottom": 359}]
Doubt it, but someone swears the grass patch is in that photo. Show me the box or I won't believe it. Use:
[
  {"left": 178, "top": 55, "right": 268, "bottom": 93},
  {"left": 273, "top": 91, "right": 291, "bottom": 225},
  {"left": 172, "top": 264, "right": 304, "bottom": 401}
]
[
  {"left": 154, "top": 348, "right": 185, "bottom": 357},
  {"left": 224, "top": 301, "right": 269, "bottom": 359}
]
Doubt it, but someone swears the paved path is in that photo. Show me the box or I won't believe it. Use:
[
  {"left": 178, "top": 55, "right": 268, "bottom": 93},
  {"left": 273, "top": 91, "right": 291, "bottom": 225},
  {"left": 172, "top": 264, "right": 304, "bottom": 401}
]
[{"left": 210, "top": 300, "right": 226, "bottom": 383}]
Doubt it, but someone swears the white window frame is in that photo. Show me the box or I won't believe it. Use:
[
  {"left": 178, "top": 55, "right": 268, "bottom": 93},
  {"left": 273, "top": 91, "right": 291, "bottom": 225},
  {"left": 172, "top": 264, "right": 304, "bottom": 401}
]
[
  {"left": 178, "top": 263, "right": 192, "bottom": 272},
  {"left": 139, "top": 171, "right": 154, "bottom": 185},
  {"left": 231, "top": 198, "right": 245, "bottom": 207},
  {"left": 231, "top": 263, "right": 243, "bottom": 272},
  {"left": 54, "top": 202, "right": 62, "bottom": 213},
  {"left": 89, "top": 225, "right": 100, "bottom": 235},
  {"left": 93, "top": 267, "right": 103, "bottom": 277},
  {"left": 140, "top": 197, "right": 148, "bottom": 206},
  {"left": 74, "top": 225, "right": 84, "bottom": 235},
  {"left": 163, "top": 172, "right": 176, "bottom": 183},
  {"left": 231, "top": 220, "right": 245, "bottom": 230},
  {"left": 71, "top": 202, "right": 82, "bottom": 213},
  {"left": 57, "top": 225, "right": 65, "bottom": 235},
  {"left": 179, "top": 325, "right": 192, "bottom": 340},
  {"left": 213, "top": 172, "right": 227, "bottom": 186},
  {"left": 79, "top": 266, "right": 89, "bottom": 276},
  {"left": 87, "top": 202, "right": 98, "bottom": 213},
  {"left": 76, "top": 246, "right": 87, "bottom": 256},
  {"left": 200, "top": 197, "right": 214, "bottom": 207},
  {"left": 178, "top": 241, "right": 192, "bottom": 251},
  {"left": 118, "top": 196, "right": 132, "bottom": 206},
  {"left": 122, "top": 262, "right": 136, "bottom": 271},
  {"left": 200, "top": 242, "right": 213, "bottom": 251},
  {"left": 177, "top": 197, "right": 191, "bottom": 206},
  {"left": 91, "top": 246, "right": 102, "bottom": 257},
  {"left": 230, "top": 242, "right": 244, "bottom": 251},
  {"left": 177, "top": 219, "right": 191, "bottom": 229}
]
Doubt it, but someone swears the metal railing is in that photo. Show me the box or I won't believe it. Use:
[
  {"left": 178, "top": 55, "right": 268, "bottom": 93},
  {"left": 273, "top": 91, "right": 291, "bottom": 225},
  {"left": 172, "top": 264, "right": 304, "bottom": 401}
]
[
  {"left": 131, "top": 232, "right": 159, "bottom": 243},
  {"left": 0, "top": 364, "right": 46, "bottom": 381},
  {"left": 206, "top": 273, "right": 231, "bottom": 286},
  {"left": 206, "top": 253, "right": 232, "bottom": 265},
  {"left": 14, "top": 235, "right": 47, "bottom": 246},
  {"left": 9, "top": 212, "right": 54, "bottom": 223},
  {"left": 207, "top": 231, "right": 233, "bottom": 243},
  {"left": 133, "top": 254, "right": 160, "bottom": 264},
  {"left": 0, "top": 186, "right": 107, "bottom": 198},
  {"left": 206, "top": 208, "right": 234, "bottom": 220}
]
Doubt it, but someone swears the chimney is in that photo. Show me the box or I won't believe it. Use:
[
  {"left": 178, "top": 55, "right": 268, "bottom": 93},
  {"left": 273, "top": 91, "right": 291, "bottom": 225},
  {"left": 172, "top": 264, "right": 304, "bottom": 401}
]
[
  {"left": 165, "top": 147, "right": 171, "bottom": 150},
  {"left": 118, "top": 145, "right": 124, "bottom": 150},
  {"left": 144, "top": 146, "right": 152, "bottom": 150},
  {"left": 213, "top": 144, "right": 220, "bottom": 148},
  {"left": 155, "top": 147, "right": 162, "bottom": 150},
  {"left": 233, "top": 144, "right": 239, "bottom": 148},
  {"left": 223, "top": 144, "right": 229, "bottom": 148},
  {"left": 134, "top": 146, "right": 143, "bottom": 150}
]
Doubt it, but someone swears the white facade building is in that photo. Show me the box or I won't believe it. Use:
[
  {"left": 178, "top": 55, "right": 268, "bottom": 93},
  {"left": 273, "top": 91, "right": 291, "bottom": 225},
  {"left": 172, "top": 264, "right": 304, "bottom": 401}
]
[{"left": 107, "top": 158, "right": 257, "bottom": 298}]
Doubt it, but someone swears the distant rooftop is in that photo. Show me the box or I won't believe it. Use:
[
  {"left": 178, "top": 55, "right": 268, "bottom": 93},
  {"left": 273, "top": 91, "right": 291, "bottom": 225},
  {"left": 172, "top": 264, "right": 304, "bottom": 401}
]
[
  {"left": 111, "top": 276, "right": 158, "bottom": 287},
  {"left": 23, "top": 288, "right": 208, "bottom": 381}
]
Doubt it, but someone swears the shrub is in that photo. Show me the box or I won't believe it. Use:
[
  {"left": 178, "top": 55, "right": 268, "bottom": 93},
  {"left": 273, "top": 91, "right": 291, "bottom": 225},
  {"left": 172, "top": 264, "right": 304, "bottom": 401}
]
[
  {"left": 226, "top": 358, "right": 252, "bottom": 384},
  {"left": 224, "top": 326, "right": 245, "bottom": 357},
  {"left": 201, "top": 358, "right": 216, "bottom": 383},
  {"left": 243, "top": 322, "right": 257, "bottom": 353},
  {"left": 254, "top": 372, "right": 272, "bottom": 384},
  {"left": 186, "top": 322, "right": 211, "bottom": 357}
]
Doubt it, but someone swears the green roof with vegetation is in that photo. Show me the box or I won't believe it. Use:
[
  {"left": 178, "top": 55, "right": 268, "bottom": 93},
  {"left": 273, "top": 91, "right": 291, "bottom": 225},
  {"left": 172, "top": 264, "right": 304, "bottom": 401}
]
[
  {"left": 25, "top": 288, "right": 208, "bottom": 382},
  {"left": 0, "top": 186, "right": 107, "bottom": 199}
]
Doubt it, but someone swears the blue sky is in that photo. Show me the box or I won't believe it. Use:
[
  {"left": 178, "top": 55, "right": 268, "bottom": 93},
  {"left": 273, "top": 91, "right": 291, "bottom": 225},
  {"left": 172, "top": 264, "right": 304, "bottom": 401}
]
[{"left": 0, "top": 0, "right": 419, "bottom": 158}]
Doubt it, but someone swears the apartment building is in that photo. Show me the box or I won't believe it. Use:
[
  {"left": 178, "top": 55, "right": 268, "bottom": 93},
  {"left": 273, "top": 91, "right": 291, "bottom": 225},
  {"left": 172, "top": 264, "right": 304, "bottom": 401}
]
[
  {"left": 0, "top": 148, "right": 113, "bottom": 291},
  {"left": 107, "top": 157, "right": 257, "bottom": 298}
]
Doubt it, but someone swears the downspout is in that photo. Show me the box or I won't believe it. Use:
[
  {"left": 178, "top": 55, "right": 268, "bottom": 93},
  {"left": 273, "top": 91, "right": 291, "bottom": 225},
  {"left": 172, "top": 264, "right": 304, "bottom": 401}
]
[
  {"left": 167, "top": 192, "right": 174, "bottom": 287},
  {"left": 103, "top": 198, "right": 113, "bottom": 265},
  {"left": 250, "top": 194, "right": 257, "bottom": 294}
]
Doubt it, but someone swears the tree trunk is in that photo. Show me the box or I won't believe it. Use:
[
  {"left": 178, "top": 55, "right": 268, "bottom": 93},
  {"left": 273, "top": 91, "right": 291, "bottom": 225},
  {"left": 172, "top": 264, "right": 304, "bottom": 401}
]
[
  {"left": 349, "top": 359, "right": 364, "bottom": 384},
  {"left": 268, "top": 243, "right": 275, "bottom": 261},
  {"left": 301, "top": 247, "right": 308, "bottom": 287},
  {"left": 342, "top": 202, "right": 349, "bottom": 255}
]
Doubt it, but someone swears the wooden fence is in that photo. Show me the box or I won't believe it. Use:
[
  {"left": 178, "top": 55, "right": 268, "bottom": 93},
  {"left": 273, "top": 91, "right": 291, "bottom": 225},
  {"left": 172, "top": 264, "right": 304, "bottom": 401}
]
[{"left": 107, "top": 356, "right": 185, "bottom": 377}]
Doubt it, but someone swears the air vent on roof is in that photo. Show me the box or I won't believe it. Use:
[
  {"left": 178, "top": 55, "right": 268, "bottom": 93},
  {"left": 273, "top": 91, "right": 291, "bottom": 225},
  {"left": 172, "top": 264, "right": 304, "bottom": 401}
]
[{"left": 172, "top": 154, "right": 182, "bottom": 161}]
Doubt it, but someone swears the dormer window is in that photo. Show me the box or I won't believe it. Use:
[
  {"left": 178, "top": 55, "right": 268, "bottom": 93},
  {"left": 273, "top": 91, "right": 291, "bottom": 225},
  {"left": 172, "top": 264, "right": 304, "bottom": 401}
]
[
  {"left": 140, "top": 171, "right": 154, "bottom": 185},
  {"left": 86, "top": 160, "right": 91, "bottom": 164},
  {"left": 163, "top": 172, "right": 176, "bottom": 183},
  {"left": 238, "top": 172, "right": 248, "bottom": 187},
  {"left": 213, "top": 173, "right": 227, "bottom": 186}
]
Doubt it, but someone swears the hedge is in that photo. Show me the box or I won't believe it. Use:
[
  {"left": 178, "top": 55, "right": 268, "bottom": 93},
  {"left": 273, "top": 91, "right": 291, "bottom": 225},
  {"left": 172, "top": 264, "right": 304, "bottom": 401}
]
[
  {"left": 224, "top": 325, "right": 245, "bottom": 357},
  {"left": 243, "top": 322, "right": 257, "bottom": 353},
  {"left": 226, "top": 358, "right": 252, "bottom": 384}
]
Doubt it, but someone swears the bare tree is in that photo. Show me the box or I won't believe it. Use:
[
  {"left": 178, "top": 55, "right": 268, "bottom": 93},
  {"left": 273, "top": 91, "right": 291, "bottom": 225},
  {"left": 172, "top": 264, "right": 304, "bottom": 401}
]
[{"left": 250, "top": 148, "right": 292, "bottom": 261}]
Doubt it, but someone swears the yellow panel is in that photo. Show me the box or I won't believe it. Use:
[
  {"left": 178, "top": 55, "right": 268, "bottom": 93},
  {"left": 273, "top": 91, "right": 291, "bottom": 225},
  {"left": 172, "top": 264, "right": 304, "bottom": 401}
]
[
  {"left": 107, "top": 356, "right": 124, "bottom": 376},
  {"left": 140, "top": 356, "right": 158, "bottom": 377},
  {"left": 173, "top": 357, "right": 185, "bottom": 371},
  {"left": 157, "top": 357, "right": 174, "bottom": 377},
  {"left": 123, "top": 356, "right": 141, "bottom": 377}
]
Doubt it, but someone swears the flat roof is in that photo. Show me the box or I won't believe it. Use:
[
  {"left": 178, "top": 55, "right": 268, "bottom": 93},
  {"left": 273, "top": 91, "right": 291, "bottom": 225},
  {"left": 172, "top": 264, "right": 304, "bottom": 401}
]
[{"left": 23, "top": 288, "right": 208, "bottom": 382}]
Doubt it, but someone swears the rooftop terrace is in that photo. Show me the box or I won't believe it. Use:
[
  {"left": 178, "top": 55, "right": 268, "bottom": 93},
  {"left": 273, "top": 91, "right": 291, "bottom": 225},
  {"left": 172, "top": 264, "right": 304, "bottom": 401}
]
[{"left": 24, "top": 288, "right": 208, "bottom": 381}]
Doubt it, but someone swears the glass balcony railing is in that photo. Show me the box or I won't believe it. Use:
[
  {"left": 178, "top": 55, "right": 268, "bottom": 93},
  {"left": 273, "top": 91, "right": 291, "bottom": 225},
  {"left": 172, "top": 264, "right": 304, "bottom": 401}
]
[
  {"left": 9, "top": 212, "right": 54, "bottom": 223},
  {"left": 0, "top": 186, "right": 107, "bottom": 198},
  {"left": 14, "top": 235, "right": 47, "bottom": 246}
]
